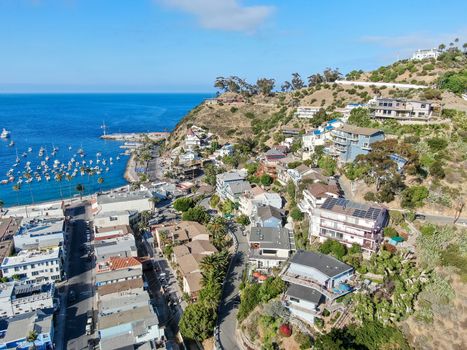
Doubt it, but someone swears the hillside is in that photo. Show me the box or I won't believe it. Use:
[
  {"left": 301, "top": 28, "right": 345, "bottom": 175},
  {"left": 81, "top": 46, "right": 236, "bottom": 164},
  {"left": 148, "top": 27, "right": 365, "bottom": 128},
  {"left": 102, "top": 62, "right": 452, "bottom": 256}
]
[{"left": 166, "top": 49, "right": 467, "bottom": 151}]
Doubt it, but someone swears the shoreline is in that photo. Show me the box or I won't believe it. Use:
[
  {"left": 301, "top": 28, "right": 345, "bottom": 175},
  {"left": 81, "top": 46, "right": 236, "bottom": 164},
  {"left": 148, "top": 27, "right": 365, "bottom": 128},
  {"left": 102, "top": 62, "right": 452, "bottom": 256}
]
[{"left": 124, "top": 153, "right": 139, "bottom": 183}]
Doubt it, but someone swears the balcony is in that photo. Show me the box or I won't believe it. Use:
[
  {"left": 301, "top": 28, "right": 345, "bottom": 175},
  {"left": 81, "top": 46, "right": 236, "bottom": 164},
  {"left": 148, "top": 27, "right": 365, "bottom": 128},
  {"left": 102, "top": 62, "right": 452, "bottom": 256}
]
[{"left": 320, "top": 220, "right": 374, "bottom": 238}]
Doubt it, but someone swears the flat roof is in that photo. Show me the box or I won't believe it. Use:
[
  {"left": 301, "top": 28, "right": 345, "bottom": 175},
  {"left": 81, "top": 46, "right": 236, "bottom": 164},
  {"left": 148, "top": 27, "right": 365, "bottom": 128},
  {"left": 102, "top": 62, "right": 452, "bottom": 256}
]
[
  {"left": 320, "top": 197, "right": 384, "bottom": 221},
  {"left": 98, "top": 305, "right": 158, "bottom": 330},
  {"left": 17, "top": 218, "right": 64, "bottom": 238},
  {"left": 97, "top": 278, "right": 144, "bottom": 296},
  {"left": 1, "top": 247, "right": 60, "bottom": 267},
  {"left": 98, "top": 190, "right": 153, "bottom": 205},
  {"left": 335, "top": 124, "right": 381, "bottom": 136},
  {"left": 217, "top": 171, "right": 246, "bottom": 182},
  {"left": 249, "top": 227, "right": 292, "bottom": 250},
  {"left": 290, "top": 250, "right": 353, "bottom": 278}
]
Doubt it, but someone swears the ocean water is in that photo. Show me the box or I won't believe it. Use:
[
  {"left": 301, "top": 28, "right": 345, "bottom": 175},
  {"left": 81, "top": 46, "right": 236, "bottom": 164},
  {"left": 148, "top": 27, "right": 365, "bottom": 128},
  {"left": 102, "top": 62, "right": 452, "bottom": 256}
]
[{"left": 0, "top": 93, "right": 211, "bottom": 207}]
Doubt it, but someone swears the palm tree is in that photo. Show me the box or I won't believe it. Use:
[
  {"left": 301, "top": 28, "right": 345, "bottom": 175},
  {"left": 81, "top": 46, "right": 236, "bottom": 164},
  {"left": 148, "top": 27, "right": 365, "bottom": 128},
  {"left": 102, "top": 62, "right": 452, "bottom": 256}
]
[
  {"left": 12, "top": 185, "right": 21, "bottom": 206},
  {"left": 97, "top": 177, "right": 104, "bottom": 192},
  {"left": 26, "top": 330, "right": 38, "bottom": 349},
  {"left": 463, "top": 43, "right": 467, "bottom": 53},
  {"left": 65, "top": 174, "right": 73, "bottom": 198},
  {"left": 149, "top": 197, "right": 159, "bottom": 212},
  {"left": 55, "top": 173, "right": 63, "bottom": 199},
  {"left": 438, "top": 43, "right": 446, "bottom": 51},
  {"left": 75, "top": 183, "right": 85, "bottom": 200}
]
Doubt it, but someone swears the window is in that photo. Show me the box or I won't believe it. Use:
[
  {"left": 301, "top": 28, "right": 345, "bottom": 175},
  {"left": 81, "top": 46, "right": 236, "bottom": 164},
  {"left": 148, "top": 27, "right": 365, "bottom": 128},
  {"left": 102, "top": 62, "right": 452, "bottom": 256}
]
[
  {"left": 32, "top": 271, "right": 39, "bottom": 276},
  {"left": 421, "top": 104, "right": 426, "bottom": 108},
  {"left": 290, "top": 297, "right": 300, "bottom": 303}
]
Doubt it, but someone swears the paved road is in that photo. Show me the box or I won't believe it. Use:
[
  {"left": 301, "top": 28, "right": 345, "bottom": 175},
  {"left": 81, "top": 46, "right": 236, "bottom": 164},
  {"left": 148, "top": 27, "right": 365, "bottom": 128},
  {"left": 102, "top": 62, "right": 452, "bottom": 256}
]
[
  {"left": 60, "top": 203, "right": 96, "bottom": 350},
  {"left": 337, "top": 177, "right": 467, "bottom": 226},
  {"left": 217, "top": 225, "right": 249, "bottom": 350}
]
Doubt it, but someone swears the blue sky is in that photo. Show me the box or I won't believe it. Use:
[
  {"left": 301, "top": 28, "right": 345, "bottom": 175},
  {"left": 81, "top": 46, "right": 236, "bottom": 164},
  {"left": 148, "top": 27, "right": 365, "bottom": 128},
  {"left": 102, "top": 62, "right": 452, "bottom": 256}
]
[{"left": 0, "top": 0, "right": 466, "bottom": 92}]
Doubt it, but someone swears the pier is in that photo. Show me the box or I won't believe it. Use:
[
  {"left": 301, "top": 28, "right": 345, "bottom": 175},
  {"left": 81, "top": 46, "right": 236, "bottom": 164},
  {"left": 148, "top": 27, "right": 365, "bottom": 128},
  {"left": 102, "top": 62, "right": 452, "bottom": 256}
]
[{"left": 100, "top": 132, "right": 169, "bottom": 142}]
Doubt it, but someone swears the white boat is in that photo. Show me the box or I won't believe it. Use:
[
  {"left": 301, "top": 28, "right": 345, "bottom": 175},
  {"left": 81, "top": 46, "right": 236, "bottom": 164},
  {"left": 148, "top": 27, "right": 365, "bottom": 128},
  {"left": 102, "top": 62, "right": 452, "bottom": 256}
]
[
  {"left": 8, "top": 141, "right": 14, "bottom": 147},
  {"left": 1, "top": 128, "right": 11, "bottom": 139}
]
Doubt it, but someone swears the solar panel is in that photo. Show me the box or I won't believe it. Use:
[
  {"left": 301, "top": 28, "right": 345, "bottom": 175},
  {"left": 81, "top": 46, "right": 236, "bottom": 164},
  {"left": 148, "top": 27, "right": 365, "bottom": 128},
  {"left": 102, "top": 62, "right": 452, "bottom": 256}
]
[
  {"left": 352, "top": 209, "right": 366, "bottom": 218},
  {"left": 365, "top": 208, "right": 375, "bottom": 219}
]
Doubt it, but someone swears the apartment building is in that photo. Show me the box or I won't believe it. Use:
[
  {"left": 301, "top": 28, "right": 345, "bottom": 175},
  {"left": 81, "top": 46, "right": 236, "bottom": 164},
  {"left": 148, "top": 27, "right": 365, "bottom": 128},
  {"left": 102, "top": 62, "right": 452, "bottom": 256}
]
[
  {"left": 310, "top": 197, "right": 388, "bottom": 253},
  {"left": 216, "top": 170, "right": 250, "bottom": 202},
  {"left": 281, "top": 250, "right": 354, "bottom": 323},
  {"left": 368, "top": 97, "right": 434, "bottom": 121},
  {"left": 0, "top": 247, "right": 62, "bottom": 284},
  {"left": 93, "top": 210, "right": 138, "bottom": 230},
  {"left": 13, "top": 218, "right": 64, "bottom": 252},
  {"left": 95, "top": 257, "right": 143, "bottom": 287},
  {"left": 0, "top": 282, "right": 56, "bottom": 318},
  {"left": 327, "top": 124, "right": 384, "bottom": 163},
  {"left": 249, "top": 227, "right": 295, "bottom": 270},
  {"left": 94, "top": 234, "right": 138, "bottom": 263},
  {"left": 96, "top": 189, "right": 154, "bottom": 214}
]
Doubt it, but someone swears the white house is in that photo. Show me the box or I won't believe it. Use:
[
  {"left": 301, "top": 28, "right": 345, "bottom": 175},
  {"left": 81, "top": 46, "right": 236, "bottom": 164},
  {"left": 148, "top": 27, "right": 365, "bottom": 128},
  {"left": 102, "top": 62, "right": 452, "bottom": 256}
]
[
  {"left": 411, "top": 48, "right": 441, "bottom": 60},
  {"left": 239, "top": 187, "right": 282, "bottom": 217},
  {"left": 295, "top": 106, "right": 321, "bottom": 119},
  {"left": 249, "top": 227, "right": 294, "bottom": 270},
  {"left": 13, "top": 218, "right": 65, "bottom": 252},
  {"left": 298, "top": 182, "right": 340, "bottom": 215},
  {"left": 216, "top": 170, "right": 250, "bottom": 202},
  {"left": 185, "top": 128, "right": 202, "bottom": 150},
  {"left": 281, "top": 250, "right": 354, "bottom": 323},
  {"left": 302, "top": 119, "right": 343, "bottom": 159},
  {"left": 97, "top": 189, "right": 154, "bottom": 214},
  {"left": 212, "top": 143, "right": 234, "bottom": 158},
  {"left": 179, "top": 150, "right": 201, "bottom": 164},
  {"left": 0, "top": 247, "right": 63, "bottom": 284},
  {"left": 0, "top": 282, "right": 56, "bottom": 318}
]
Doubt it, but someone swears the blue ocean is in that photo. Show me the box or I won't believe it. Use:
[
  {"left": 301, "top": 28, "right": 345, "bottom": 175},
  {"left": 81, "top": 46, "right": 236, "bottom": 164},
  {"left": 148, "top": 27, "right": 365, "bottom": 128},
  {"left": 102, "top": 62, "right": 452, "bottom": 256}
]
[{"left": 0, "top": 93, "right": 211, "bottom": 207}]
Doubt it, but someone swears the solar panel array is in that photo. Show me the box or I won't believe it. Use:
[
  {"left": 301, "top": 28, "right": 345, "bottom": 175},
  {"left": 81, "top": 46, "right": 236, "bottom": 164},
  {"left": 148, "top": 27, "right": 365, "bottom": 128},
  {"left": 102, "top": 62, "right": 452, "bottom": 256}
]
[{"left": 321, "top": 197, "right": 382, "bottom": 220}]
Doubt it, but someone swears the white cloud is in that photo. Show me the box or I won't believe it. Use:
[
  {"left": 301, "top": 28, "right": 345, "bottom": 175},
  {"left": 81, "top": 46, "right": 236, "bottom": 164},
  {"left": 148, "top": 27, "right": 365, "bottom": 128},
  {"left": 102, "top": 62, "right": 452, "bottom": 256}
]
[{"left": 158, "top": 0, "right": 274, "bottom": 33}]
